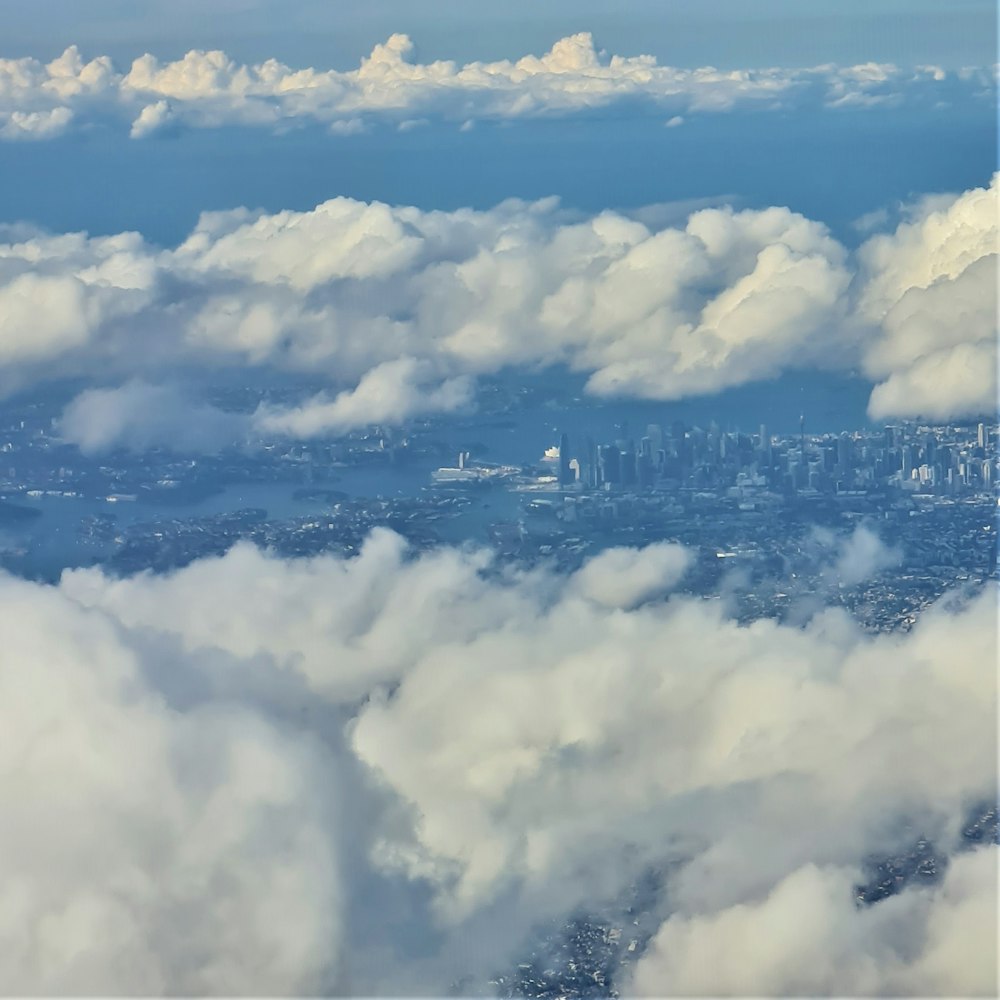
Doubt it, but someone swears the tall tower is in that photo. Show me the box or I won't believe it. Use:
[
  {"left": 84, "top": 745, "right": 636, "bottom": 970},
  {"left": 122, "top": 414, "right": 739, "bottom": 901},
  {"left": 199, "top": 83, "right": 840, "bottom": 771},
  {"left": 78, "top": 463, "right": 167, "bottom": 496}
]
[
  {"left": 558, "top": 432, "right": 573, "bottom": 487},
  {"left": 800, "top": 414, "right": 806, "bottom": 464},
  {"left": 759, "top": 423, "right": 771, "bottom": 468}
]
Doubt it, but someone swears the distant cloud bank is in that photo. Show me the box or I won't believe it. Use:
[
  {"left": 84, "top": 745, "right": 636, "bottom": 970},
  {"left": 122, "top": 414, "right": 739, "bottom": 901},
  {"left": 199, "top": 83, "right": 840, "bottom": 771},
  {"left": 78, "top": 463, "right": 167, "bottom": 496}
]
[
  {"left": 0, "top": 34, "right": 995, "bottom": 140},
  {"left": 1, "top": 177, "right": 995, "bottom": 441}
]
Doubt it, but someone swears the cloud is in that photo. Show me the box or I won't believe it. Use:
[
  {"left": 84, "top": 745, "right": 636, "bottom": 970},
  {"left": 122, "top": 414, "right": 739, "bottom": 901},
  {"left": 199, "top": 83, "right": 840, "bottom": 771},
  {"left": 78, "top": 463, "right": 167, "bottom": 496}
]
[
  {"left": 858, "top": 175, "right": 998, "bottom": 421},
  {"left": 0, "top": 570, "right": 344, "bottom": 994},
  {"left": 57, "top": 380, "right": 251, "bottom": 454},
  {"left": 0, "top": 36, "right": 993, "bottom": 141},
  {"left": 346, "top": 563, "right": 996, "bottom": 933},
  {"left": 627, "top": 848, "right": 998, "bottom": 997},
  {"left": 809, "top": 523, "right": 902, "bottom": 588},
  {"left": 568, "top": 540, "right": 692, "bottom": 609},
  {"left": 0, "top": 105, "right": 73, "bottom": 140},
  {"left": 0, "top": 181, "right": 995, "bottom": 432},
  {"left": 128, "top": 97, "right": 174, "bottom": 138},
  {"left": 0, "top": 227, "right": 157, "bottom": 387},
  {"left": 252, "top": 359, "right": 474, "bottom": 438},
  {"left": 0, "top": 532, "right": 994, "bottom": 992}
]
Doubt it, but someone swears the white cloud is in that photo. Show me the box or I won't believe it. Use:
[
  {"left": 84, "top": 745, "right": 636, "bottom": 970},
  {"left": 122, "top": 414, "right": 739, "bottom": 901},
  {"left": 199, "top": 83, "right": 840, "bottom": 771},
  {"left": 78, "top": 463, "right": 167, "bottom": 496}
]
[
  {"left": 0, "top": 36, "right": 993, "bottom": 141},
  {"left": 568, "top": 541, "right": 691, "bottom": 608},
  {"left": 129, "top": 98, "right": 174, "bottom": 138},
  {"left": 858, "top": 175, "right": 998, "bottom": 421},
  {"left": 0, "top": 227, "right": 157, "bottom": 384},
  {"left": 0, "top": 533, "right": 993, "bottom": 992},
  {"left": 0, "top": 105, "right": 73, "bottom": 140},
  {"left": 0, "top": 181, "right": 994, "bottom": 431},
  {"left": 347, "top": 565, "right": 996, "bottom": 926},
  {"left": 253, "top": 359, "right": 474, "bottom": 438},
  {"left": 57, "top": 380, "right": 250, "bottom": 454},
  {"left": 810, "top": 523, "right": 902, "bottom": 587},
  {"left": 628, "top": 848, "right": 998, "bottom": 997},
  {"left": 0, "top": 570, "right": 343, "bottom": 993}
]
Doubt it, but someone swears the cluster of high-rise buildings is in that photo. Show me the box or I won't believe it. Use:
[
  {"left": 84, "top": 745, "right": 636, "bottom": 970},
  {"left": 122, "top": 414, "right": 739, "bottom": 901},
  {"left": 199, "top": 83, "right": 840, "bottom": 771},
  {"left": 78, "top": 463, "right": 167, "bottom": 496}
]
[{"left": 551, "top": 419, "right": 998, "bottom": 497}]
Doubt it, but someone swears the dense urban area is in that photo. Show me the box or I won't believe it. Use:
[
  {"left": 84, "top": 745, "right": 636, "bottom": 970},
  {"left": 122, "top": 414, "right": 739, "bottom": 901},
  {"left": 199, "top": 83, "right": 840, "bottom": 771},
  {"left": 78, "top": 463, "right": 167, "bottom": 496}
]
[{"left": 1, "top": 386, "right": 996, "bottom": 633}]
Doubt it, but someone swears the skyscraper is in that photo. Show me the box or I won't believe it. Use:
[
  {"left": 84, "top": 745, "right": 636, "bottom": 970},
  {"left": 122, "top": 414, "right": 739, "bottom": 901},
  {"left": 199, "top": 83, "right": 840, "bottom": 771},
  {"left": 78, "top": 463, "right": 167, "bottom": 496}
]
[
  {"left": 838, "top": 433, "right": 853, "bottom": 472},
  {"left": 758, "top": 423, "right": 772, "bottom": 468},
  {"left": 586, "top": 436, "right": 599, "bottom": 488},
  {"left": 559, "top": 433, "right": 573, "bottom": 486},
  {"left": 670, "top": 420, "right": 687, "bottom": 467},
  {"left": 645, "top": 424, "right": 663, "bottom": 469},
  {"left": 599, "top": 444, "right": 621, "bottom": 486}
]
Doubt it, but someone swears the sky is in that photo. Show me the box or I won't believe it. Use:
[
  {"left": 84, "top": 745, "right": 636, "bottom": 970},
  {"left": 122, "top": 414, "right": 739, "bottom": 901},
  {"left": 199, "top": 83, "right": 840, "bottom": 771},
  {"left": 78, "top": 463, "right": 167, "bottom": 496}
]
[
  {"left": 0, "top": 3, "right": 997, "bottom": 995},
  {"left": 4, "top": 0, "right": 997, "bottom": 68},
  {"left": 0, "top": 2, "right": 996, "bottom": 424}
]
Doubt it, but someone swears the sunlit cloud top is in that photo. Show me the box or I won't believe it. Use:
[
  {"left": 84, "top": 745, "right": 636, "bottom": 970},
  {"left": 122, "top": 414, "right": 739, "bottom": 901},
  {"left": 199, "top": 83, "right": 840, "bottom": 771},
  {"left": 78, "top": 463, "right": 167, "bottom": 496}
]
[{"left": 0, "top": 33, "right": 995, "bottom": 141}]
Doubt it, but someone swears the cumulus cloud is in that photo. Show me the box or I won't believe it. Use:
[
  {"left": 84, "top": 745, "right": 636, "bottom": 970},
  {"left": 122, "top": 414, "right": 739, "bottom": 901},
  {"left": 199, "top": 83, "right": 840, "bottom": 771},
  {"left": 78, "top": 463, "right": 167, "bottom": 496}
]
[
  {"left": 858, "top": 175, "right": 998, "bottom": 421},
  {"left": 0, "top": 105, "right": 73, "bottom": 140},
  {"left": 128, "top": 98, "right": 174, "bottom": 138},
  {"left": 0, "top": 532, "right": 994, "bottom": 992},
  {"left": 0, "top": 571, "right": 343, "bottom": 994},
  {"left": 0, "top": 226, "right": 157, "bottom": 387},
  {"left": 0, "top": 196, "right": 855, "bottom": 424},
  {"left": 0, "top": 36, "right": 993, "bottom": 141},
  {"left": 628, "top": 848, "right": 998, "bottom": 997},
  {"left": 346, "top": 561, "right": 996, "bottom": 932},
  {"left": 568, "top": 540, "right": 692, "bottom": 608},
  {"left": 0, "top": 180, "right": 995, "bottom": 432},
  {"left": 253, "top": 359, "right": 474, "bottom": 438}
]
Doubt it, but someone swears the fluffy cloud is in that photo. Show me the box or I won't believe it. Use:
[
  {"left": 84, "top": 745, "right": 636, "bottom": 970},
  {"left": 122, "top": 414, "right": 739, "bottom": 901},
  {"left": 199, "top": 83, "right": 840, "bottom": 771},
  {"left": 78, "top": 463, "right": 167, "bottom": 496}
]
[
  {"left": 2, "top": 197, "right": 853, "bottom": 428},
  {"left": 0, "top": 36, "right": 993, "bottom": 140},
  {"left": 0, "top": 105, "right": 73, "bottom": 140},
  {"left": 859, "top": 175, "right": 998, "bottom": 421},
  {"left": 1, "top": 532, "right": 995, "bottom": 992},
  {"left": 809, "top": 523, "right": 902, "bottom": 588},
  {"left": 567, "top": 540, "right": 692, "bottom": 608},
  {"left": 6, "top": 180, "right": 998, "bottom": 436},
  {"left": 347, "top": 566, "right": 996, "bottom": 932},
  {"left": 0, "top": 226, "right": 157, "bottom": 389},
  {"left": 628, "top": 849, "right": 998, "bottom": 996},
  {"left": 0, "top": 571, "right": 343, "bottom": 994},
  {"left": 253, "top": 359, "right": 474, "bottom": 438}
]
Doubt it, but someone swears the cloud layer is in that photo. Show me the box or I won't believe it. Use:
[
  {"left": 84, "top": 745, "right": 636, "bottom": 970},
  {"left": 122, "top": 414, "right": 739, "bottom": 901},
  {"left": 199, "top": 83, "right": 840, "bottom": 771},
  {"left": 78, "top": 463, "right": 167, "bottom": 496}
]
[
  {"left": 0, "top": 35, "right": 995, "bottom": 141},
  {"left": 858, "top": 180, "right": 999, "bottom": 420},
  {"left": 1, "top": 531, "right": 995, "bottom": 993},
  {"left": 2, "top": 177, "right": 995, "bottom": 444}
]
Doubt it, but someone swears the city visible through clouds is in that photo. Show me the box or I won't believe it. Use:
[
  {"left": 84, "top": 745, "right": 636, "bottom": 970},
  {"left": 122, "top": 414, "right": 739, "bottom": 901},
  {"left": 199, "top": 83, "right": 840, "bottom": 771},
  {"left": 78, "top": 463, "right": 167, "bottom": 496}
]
[{"left": 0, "top": 2, "right": 996, "bottom": 998}]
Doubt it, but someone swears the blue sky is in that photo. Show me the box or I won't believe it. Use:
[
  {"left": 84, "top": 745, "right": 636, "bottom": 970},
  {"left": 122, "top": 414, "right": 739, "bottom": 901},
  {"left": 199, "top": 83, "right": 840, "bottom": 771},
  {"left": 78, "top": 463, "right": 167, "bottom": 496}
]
[
  {"left": 4, "top": 0, "right": 997, "bottom": 68},
  {"left": 0, "top": 7, "right": 997, "bottom": 998},
  {"left": 2, "top": 105, "right": 992, "bottom": 248},
  {"left": 0, "top": 1, "right": 995, "bottom": 427}
]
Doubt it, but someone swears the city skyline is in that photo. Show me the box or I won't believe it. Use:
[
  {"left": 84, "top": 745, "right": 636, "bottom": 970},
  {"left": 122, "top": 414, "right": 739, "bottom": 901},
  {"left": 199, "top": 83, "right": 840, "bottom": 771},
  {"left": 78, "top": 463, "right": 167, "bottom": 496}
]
[{"left": 0, "top": 2, "right": 996, "bottom": 997}]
